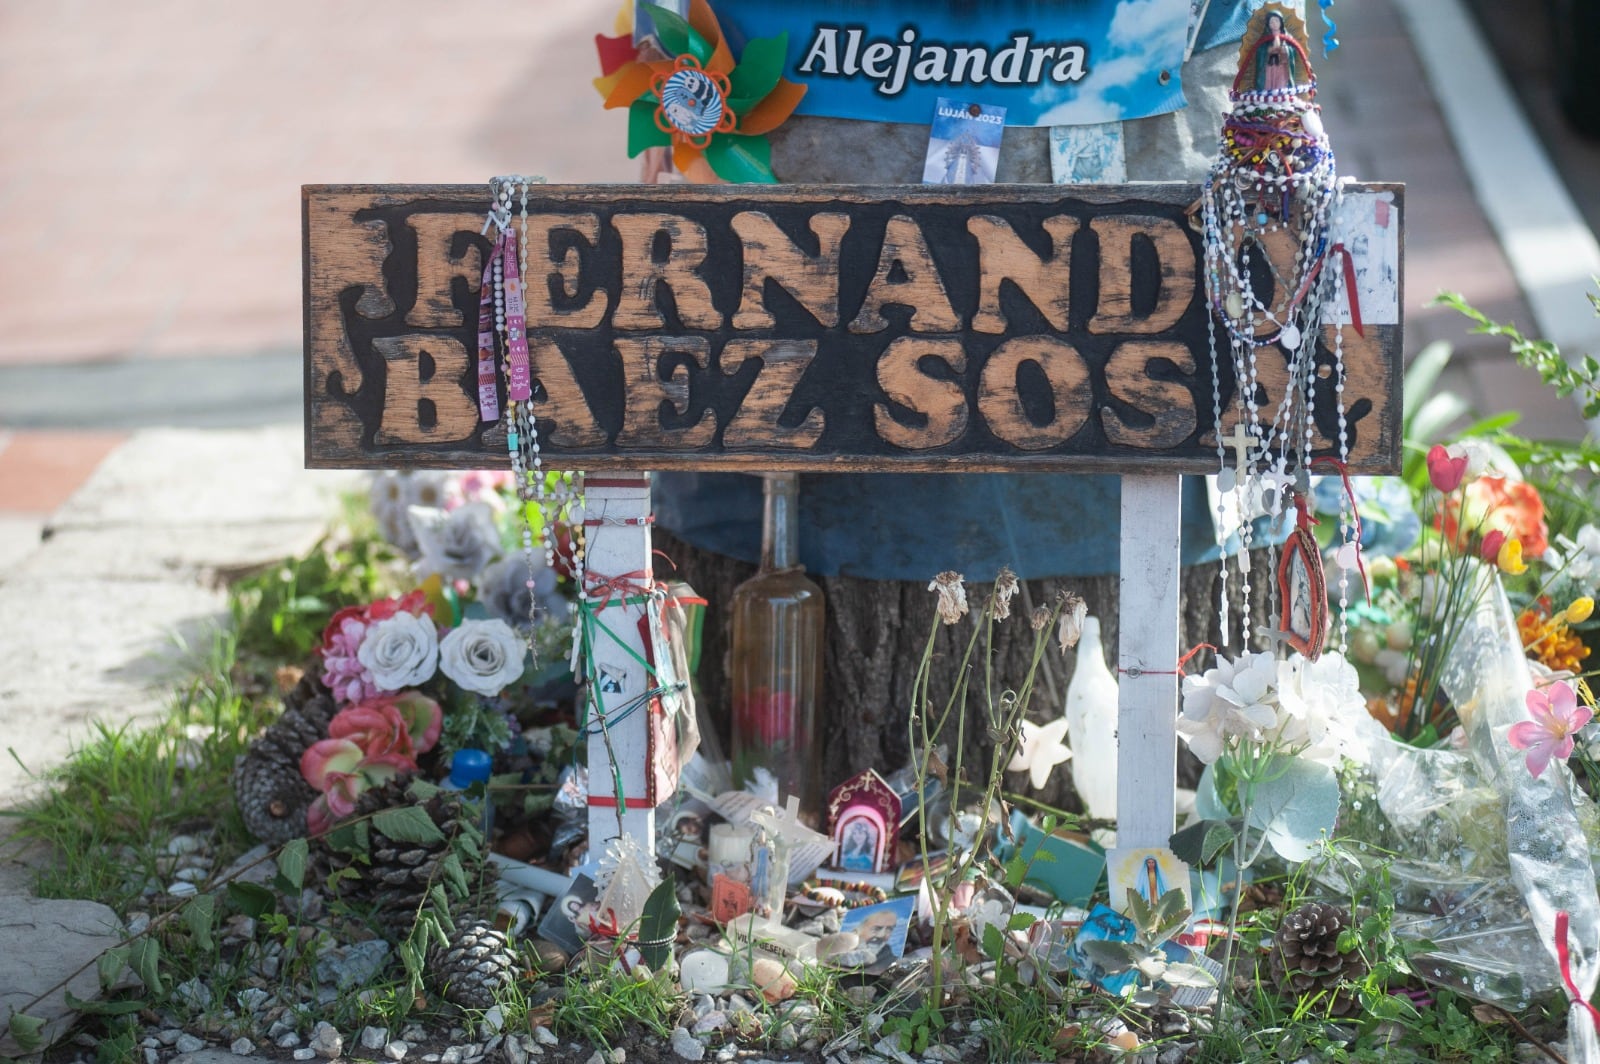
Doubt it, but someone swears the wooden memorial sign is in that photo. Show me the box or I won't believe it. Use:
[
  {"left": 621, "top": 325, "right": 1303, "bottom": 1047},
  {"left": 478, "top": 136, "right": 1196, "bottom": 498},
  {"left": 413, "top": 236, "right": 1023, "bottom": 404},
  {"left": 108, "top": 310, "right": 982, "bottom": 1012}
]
[{"left": 303, "top": 183, "right": 1401, "bottom": 475}]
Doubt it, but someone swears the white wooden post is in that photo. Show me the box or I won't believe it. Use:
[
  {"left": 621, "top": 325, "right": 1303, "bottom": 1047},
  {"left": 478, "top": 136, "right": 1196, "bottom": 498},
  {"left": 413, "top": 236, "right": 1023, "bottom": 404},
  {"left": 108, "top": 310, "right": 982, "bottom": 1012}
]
[
  {"left": 1116, "top": 474, "right": 1181, "bottom": 850},
  {"left": 581, "top": 473, "right": 656, "bottom": 858}
]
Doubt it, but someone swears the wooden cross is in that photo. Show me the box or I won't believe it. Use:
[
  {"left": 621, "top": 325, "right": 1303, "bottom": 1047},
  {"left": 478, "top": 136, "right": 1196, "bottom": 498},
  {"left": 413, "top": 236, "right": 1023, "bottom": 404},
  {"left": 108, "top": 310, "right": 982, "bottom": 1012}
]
[{"left": 302, "top": 181, "right": 1403, "bottom": 860}]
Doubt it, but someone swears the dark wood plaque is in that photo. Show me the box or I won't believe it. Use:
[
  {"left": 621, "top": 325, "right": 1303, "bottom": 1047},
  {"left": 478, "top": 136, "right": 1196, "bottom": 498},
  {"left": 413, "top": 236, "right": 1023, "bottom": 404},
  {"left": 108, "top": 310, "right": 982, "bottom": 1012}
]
[{"left": 303, "top": 183, "right": 1402, "bottom": 474}]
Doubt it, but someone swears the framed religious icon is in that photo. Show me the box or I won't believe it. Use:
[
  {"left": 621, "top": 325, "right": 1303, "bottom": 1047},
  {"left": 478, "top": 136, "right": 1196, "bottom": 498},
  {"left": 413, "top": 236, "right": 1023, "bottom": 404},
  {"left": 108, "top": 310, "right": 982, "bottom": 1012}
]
[
  {"left": 1276, "top": 500, "right": 1328, "bottom": 660},
  {"left": 827, "top": 769, "right": 900, "bottom": 874}
]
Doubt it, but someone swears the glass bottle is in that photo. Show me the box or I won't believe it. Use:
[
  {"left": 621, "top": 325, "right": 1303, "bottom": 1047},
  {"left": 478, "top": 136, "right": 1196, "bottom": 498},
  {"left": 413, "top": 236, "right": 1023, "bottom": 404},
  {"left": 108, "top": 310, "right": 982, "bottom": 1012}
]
[{"left": 729, "top": 474, "right": 825, "bottom": 824}]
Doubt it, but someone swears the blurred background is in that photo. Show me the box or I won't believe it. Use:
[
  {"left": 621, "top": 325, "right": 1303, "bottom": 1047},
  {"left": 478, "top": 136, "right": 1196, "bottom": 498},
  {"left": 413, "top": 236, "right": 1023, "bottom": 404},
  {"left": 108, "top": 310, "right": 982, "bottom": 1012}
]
[{"left": 1, "top": 0, "right": 1597, "bottom": 568}]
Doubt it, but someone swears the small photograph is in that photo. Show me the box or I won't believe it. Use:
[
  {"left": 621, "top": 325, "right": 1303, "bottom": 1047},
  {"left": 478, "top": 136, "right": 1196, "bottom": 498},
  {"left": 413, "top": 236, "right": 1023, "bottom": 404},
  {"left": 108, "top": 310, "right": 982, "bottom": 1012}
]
[
  {"left": 894, "top": 850, "right": 951, "bottom": 893},
  {"left": 658, "top": 803, "right": 709, "bottom": 871},
  {"left": 535, "top": 872, "right": 597, "bottom": 956},
  {"left": 838, "top": 894, "right": 918, "bottom": 969},
  {"left": 836, "top": 814, "right": 882, "bottom": 873},
  {"left": 923, "top": 98, "right": 1007, "bottom": 185},
  {"left": 1105, "top": 846, "right": 1192, "bottom": 915},
  {"left": 1064, "top": 903, "right": 1140, "bottom": 996},
  {"left": 1049, "top": 123, "right": 1127, "bottom": 184}
]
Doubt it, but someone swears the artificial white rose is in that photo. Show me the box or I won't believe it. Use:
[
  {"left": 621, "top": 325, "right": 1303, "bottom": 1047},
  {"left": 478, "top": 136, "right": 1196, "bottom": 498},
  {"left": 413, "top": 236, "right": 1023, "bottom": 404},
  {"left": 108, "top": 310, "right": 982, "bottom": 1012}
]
[
  {"left": 409, "top": 502, "right": 501, "bottom": 582},
  {"left": 439, "top": 618, "right": 527, "bottom": 697},
  {"left": 357, "top": 611, "right": 439, "bottom": 691},
  {"left": 1177, "top": 651, "right": 1282, "bottom": 763}
]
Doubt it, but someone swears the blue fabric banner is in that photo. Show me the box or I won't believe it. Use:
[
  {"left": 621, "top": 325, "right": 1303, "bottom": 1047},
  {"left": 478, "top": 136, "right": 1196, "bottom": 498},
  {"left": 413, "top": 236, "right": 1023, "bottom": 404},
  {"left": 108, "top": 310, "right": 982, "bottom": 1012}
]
[{"left": 710, "top": 0, "right": 1193, "bottom": 127}]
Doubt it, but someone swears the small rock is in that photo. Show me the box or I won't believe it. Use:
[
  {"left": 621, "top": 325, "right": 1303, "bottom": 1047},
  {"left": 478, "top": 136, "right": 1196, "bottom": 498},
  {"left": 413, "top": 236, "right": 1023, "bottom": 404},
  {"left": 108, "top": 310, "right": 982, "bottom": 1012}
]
[
  {"left": 167, "top": 834, "right": 204, "bottom": 855},
  {"left": 167, "top": 880, "right": 200, "bottom": 897},
  {"left": 584, "top": 1053, "right": 605, "bottom": 1064},
  {"left": 362, "top": 1027, "right": 389, "bottom": 1051},
  {"left": 844, "top": 985, "right": 880, "bottom": 1008},
  {"left": 126, "top": 912, "right": 152, "bottom": 936},
  {"left": 145, "top": 1049, "right": 159, "bottom": 1064},
  {"left": 534, "top": 1028, "right": 559, "bottom": 1048},
  {"left": 175, "top": 866, "right": 210, "bottom": 883},
  {"left": 223, "top": 914, "right": 257, "bottom": 941},
  {"left": 611, "top": 1050, "right": 626, "bottom": 1064},
  {"left": 691, "top": 1011, "right": 727, "bottom": 1035},
  {"left": 232, "top": 1038, "right": 257, "bottom": 1055},
  {"left": 237, "top": 987, "right": 271, "bottom": 1013},
  {"left": 278, "top": 1032, "right": 304, "bottom": 1048},
  {"left": 318, "top": 939, "right": 392, "bottom": 990},
  {"left": 483, "top": 1006, "right": 505, "bottom": 1034},
  {"left": 402, "top": 1026, "right": 428, "bottom": 1044},
  {"left": 775, "top": 1024, "right": 798, "bottom": 1049},
  {"left": 175, "top": 1034, "right": 205, "bottom": 1054},
  {"left": 386, "top": 1041, "right": 409, "bottom": 1061},
  {"left": 258, "top": 954, "right": 281, "bottom": 979},
  {"left": 294, "top": 1051, "right": 317, "bottom": 1062},
  {"left": 505, "top": 1037, "right": 528, "bottom": 1064},
  {"left": 670, "top": 1027, "right": 705, "bottom": 1062},
  {"left": 158, "top": 1029, "right": 183, "bottom": 1046},
  {"left": 310, "top": 1021, "right": 343, "bottom": 1059},
  {"left": 751, "top": 957, "right": 797, "bottom": 1003},
  {"left": 714, "top": 1049, "right": 735, "bottom": 1064},
  {"left": 175, "top": 978, "right": 213, "bottom": 1011},
  {"left": 1157, "top": 1048, "right": 1187, "bottom": 1064},
  {"left": 442, "top": 1047, "right": 464, "bottom": 1064},
  {"left": 873, "top": 1038, "right": 917, "bottom": 1064}
]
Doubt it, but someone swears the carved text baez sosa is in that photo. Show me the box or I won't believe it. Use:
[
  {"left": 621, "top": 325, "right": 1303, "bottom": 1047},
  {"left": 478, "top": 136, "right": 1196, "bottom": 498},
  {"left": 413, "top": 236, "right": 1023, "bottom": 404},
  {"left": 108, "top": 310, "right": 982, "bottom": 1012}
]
[{"left": 302, "top": 183, "right": 1401, "bottom": 473}]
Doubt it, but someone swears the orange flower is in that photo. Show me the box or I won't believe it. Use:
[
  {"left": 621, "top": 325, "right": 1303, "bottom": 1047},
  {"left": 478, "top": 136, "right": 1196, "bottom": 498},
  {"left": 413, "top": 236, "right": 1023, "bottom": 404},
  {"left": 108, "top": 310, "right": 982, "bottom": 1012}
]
[
  {"left": 1436, "top": 475, "right": 1549, "bottom": 559},
  {"left": 1520, "top": 607, "right": 1593, "bottom": 674}
]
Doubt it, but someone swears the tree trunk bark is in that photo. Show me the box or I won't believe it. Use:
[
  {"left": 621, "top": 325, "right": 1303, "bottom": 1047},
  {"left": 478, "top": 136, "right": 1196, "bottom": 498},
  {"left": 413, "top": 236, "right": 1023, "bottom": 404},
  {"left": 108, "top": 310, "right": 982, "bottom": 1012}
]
[{"left": 659, "top": 526, "right": 1279, "bottom": 807}]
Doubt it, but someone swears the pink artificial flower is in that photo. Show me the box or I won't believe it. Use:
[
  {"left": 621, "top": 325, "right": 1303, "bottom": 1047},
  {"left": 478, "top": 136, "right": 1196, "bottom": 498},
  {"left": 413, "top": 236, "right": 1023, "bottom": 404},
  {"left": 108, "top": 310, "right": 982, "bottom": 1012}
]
[
  {"left": 318, "top": 592, "right": 436, "bottom": 705},
  {"left": 1426, "top": 444, "right": 1468, "bottom": 494},
  {"left": 299, "top": 736, "right": 416, "bottom": 835},
  {"left": 1480, "top": 529, "right": 1507, "bottom": 564},
  {"left": 391, "top": 690, "right": 443, "bottom": 754},
  {"left": 1508, "top": 680, "right": 1592, "bottom": 779},
  {"left": 301, "top": 738, "right": 365, "bottom": 792},
  {"left": 329, "top": 699, "right": 418, "bottom": 761}
]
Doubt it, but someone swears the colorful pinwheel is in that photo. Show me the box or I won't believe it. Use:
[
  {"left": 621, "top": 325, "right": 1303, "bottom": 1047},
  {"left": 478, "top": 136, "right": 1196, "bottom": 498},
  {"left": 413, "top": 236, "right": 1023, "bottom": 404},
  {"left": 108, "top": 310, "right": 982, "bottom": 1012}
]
[{"left": 594, "top": 1, "right": 805, "bottom": 183}]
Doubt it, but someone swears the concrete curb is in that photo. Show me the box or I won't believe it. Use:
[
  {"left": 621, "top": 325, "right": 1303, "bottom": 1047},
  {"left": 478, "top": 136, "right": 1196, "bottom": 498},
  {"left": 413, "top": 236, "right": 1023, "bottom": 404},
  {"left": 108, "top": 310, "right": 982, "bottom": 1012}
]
[{"left": 0, "top": 426, "right": 358, "bottom": 809}]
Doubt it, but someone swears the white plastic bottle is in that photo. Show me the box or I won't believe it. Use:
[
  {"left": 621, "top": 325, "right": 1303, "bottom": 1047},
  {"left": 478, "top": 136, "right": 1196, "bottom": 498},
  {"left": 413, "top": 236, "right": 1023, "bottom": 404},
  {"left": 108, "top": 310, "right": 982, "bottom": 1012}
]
[{"left": 1064, "top": 616, "right": 1119, "bottom": 835}]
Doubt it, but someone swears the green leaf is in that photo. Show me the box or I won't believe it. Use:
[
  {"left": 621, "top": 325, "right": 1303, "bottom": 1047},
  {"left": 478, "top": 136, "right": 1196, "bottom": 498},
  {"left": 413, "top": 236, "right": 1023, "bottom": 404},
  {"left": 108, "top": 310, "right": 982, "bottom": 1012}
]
[
  {"left": 276, "top": 838, "right": 308, "bottom": 892},
  {"left": 8, "top": 1012, "right": 47, "bottom": 1053},
  {"left": 981, "top": 923, "right": 1006, "bottom": 963},
  {"left": 627, "top": 100, "right": 672, "bottom": 158},
  {"left": 639, "top": 878, "right": 682, "bottom": 972},
  {"left": 1159, "top": 961, "right": 1217, "bottom": 988},
  {"left": 227, "top": 880, "right": 277, "bottom": 919},
  {"left": 65, "top": 992, "right": 147, "bottom": 1017},
  {"left": 703, "top": 134, "right": 776, "bottom": 183},
  {"left": 97, "top": 945, "right": 130, "bottom": 991},
  {"left": 640, "top": 3, "right": 711, "bottom": 63},
  {"left": 128, "top": 938, "right": 163, "bottom": 996},
  {"left": 398, "top": 940, "right": 423, "bottom": 978},
  {"left": 372, "top": 806, "right": 446, "bottom": 845},
  {"left": 184, "top": 894, "right": 215, "bottom": 952},
  {"left": 1006, "top": 911, "right": 1036, "bottom": 932},
  {"left": 1248, "top": 755, "right": 1341, "bottom": 862},
  {"left": 727, "top": 32, "right": 788, "bottom": 107},
  {"left": 1153, "top": 887, "right": 1189, "bottom": 933},
  {"left": 439, "top": 853, "right": 469, "bottom": 899},
  {"left": 1078, "top": 939, "right": 1138, "bottom": 972}
]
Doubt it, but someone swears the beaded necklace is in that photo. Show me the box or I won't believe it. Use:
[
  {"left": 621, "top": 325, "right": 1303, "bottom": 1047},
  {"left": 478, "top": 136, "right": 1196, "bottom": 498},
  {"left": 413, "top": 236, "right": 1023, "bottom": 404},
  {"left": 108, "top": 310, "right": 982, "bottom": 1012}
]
[
  {"left": 486, "top": 175, "right": 588, "bottom": 663},
  {"left": 1200, "top": 6, "right": 1358, "bottom": 657}
]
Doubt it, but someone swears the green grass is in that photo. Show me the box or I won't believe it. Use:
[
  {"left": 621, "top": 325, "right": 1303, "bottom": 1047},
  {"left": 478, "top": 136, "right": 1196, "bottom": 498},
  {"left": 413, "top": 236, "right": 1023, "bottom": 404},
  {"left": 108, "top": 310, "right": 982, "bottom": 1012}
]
[
  {"left": 3, "top": 630, "right": 271, "bottom": 912},
  {"left": 553, "top": 965, "right": 683, "bottom": 1049}
]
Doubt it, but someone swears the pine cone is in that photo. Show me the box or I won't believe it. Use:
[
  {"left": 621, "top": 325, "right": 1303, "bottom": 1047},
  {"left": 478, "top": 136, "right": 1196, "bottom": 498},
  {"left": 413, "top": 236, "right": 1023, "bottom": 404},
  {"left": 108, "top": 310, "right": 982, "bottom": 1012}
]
[
  {"left": 316, "top": 778, "right": 494, "bottom": 941},
  {"left": 1268, "top": 901, "right": 1367, "bottom": 1016},
  {"left": 429, "top": 918, "right": 517, "bottom": 1009},
  {"left": 232, "top": 674, "right": 337, "bottom": 844}
]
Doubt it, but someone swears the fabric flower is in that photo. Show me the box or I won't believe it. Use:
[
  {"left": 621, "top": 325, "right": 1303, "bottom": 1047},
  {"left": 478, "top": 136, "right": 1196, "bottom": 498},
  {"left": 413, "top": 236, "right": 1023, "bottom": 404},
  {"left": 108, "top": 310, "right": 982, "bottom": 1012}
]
[
  {"left": 1564, "top": 597, "right": 1595, "bottom": 625},
  {"left": 1497, "top": 536, "right": 1528, "bottom": 575},
  {"left": 358, "top": 611, "right": 439, "bottom": 691},
  {"left": 1426, "top": 444, "right": 1468, "bottom": 494},
  {"left": 300, "top": 737, "right": 414, "bottom": 835},
  {"left": 929, "top": 572, "right": 968, "bottom": 625},
  {"left": 444, "top": 470, "right": 511, "bottom": 513},
  {"left": 370, "top": 472, "right": 449, "bottom": 557},
  {"left": 320, "top": 609, "right": 380, "bottom": 705},
  {"left": 1508, "top": 680, "right": 1592, "bottom": 778},
  {"left": 439, "top": 618, "right": 527, "bottom": 697},
  {"left": 1006, "top": 717, "right": 1072, "bottom": 789},
  {"left": 1275, "top": 651, "right": 1380, "bottom": 764},
  {"left": 327, "top": 692, "right": 443, "bottom": 762},
  {"left": 1177, "top": 651, "right": 1281, "bottom": 763},
  {"left": 1438, "top": 475, "right": 1549, "bottom": 559},
  {"left": 478, "top": 555, "right": 563, "bottom": 631},
  {"left": 409, "top": 502, "right": 502, "bottom": 582}
]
